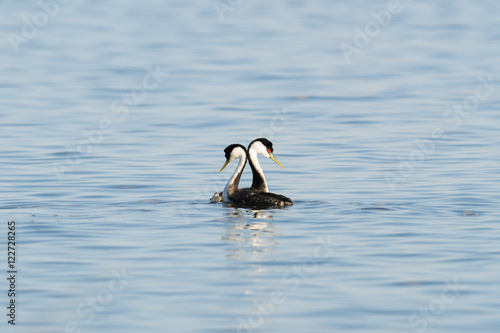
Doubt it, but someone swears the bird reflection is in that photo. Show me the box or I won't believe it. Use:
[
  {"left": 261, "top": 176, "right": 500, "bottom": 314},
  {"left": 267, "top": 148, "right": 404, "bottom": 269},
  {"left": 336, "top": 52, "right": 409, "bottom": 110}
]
[
  {"left": 221, "top": 207, "right": 278, "bottom": 262},
  {"left": 224, "top": 205, "right": 276, "bottom": 219}
]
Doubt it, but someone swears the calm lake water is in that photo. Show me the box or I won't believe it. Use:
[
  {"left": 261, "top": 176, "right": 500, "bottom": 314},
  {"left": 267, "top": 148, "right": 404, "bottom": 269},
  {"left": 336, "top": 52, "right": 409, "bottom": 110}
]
[{"left": 1, "top": 0, "right": 500, "bottom": 332}]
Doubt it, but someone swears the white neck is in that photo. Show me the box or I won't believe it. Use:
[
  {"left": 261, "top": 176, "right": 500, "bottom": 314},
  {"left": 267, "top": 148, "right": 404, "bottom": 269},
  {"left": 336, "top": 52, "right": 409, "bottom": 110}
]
[
  {"left": 249, "top": 148, "right": 268, "bottom": 192},
  {"left": 223, "top": 152, "right": 246, "bottom": 202}
]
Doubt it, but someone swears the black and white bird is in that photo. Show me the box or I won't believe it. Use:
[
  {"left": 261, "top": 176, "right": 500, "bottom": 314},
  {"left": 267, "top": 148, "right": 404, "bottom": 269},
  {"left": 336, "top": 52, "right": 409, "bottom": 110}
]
[
  {"left": 211, "top": 139, "right": 293, "bottom": 208},
  {"left": 246, "top": 138, "right": 283, "bottom": 193}
]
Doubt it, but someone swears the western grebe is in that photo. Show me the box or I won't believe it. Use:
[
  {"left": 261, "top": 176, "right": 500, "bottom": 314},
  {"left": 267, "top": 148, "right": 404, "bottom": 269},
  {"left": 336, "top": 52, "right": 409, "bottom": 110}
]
[
  {"left": 210, "top": 138, "right": 286, "bottom": 202},
  {"left": 247, "top": 138, "right": 284, "bottom": 193},
  {"left": 212, "top": 143, "right": 293, "bottom": 208},
  {"left": 218, "top": 144, "right": 247, "bottom": 203}
]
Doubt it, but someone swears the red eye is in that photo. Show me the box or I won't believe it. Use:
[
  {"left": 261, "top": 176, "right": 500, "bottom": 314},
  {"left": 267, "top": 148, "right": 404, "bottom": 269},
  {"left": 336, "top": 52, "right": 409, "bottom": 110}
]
[{"left": 267, "top": 149, "right": 271, "bottom": 153}]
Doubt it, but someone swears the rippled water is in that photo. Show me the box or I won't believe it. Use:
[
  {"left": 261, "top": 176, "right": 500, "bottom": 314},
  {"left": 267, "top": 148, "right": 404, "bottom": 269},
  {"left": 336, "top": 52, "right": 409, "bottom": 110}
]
[{"left": 2, "top": 1, "right": 500, "bottom": 332}]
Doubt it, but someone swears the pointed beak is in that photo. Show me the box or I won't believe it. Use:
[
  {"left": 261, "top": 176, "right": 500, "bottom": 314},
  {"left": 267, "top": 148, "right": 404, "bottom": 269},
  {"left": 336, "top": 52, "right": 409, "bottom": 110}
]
[
  {"left": 218, "top": 160, "right": 230, "bottom": 173},
  {"left": 268, "top": 152, "right": 284, "bottom": 168}
]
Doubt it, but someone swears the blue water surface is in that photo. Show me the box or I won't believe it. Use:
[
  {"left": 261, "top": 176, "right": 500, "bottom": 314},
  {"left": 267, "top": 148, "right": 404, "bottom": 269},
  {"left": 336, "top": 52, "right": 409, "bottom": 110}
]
[{"left": 1, "top": 1, "right": 499, "bottom": 332}]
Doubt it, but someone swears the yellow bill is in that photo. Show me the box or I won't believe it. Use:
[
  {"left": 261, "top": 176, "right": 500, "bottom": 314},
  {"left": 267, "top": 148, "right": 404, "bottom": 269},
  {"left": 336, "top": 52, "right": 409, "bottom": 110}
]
[
  {"left": 269, "top": 152, "right": 284, "bottom": 168},
  {"left": 218, "top": 160, "right": 230, "bottom": 173}
]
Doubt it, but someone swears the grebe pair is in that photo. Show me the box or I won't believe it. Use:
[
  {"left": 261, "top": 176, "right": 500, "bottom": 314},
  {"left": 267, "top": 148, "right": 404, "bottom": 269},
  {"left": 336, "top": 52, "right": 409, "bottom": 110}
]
[{"left": 211, "top": 138, "right": 293, "bottom": 208}]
